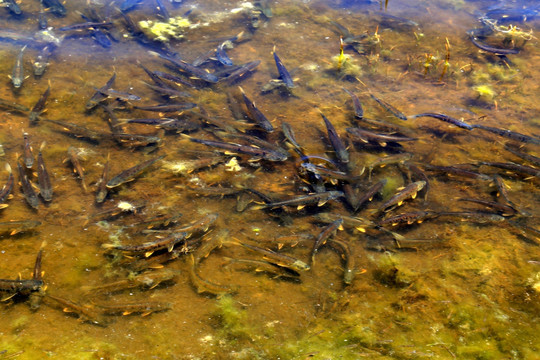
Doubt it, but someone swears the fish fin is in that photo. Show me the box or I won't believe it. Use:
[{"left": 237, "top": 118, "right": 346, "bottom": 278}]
[
  {"left": 167, "top": 243, "right": 175, "bottom": 252},
  {"left": 317, "top": 200, "right": 328, "bottom": 206},
  {"left": 0, "top": 204, "right": 8, "bottom": 209},
  {"left": 122, "top": 311, "right": 132, "bottom": 316},
  {"left": 411, "top": 192, "right": 417, "bottom": 199},
  {"left": 297, "top": 205, "right": 305, "bottom": 210},
  {"left": 355, "top": 227, "right": 365, "bottom": 233},
  {"left": 397, "top": 201, "right": 403, "bottom": 206},
  {"left": 144, "top": 251, "right": 154, "bottom": 258}
]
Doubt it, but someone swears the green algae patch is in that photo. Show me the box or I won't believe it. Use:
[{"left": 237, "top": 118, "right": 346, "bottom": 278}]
[{"left": 213, "top": 295, "right": 252, "bottom": 340}]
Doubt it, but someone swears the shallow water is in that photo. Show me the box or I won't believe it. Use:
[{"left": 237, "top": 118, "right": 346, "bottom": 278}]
[{"left": 0, "top": 0, "right": 539, "bottom": 359}]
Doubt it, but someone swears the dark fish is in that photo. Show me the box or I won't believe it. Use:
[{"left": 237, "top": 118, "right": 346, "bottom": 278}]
[
  {"left": 91, "top": 29, "right": 112, "bottom": 48},
  {"left": 156, "top": 53, "right": 219, "bottom": 83},
  {"left": 472, "top": 124, "right": 540, "bottom": 145},
  {"left": 342, "top": 88, "right": 363, "bottom": 119},
  {"left": 479, "top": 161, "right": 540, "bottom": 178},
  {"left": 109, "top": 132, "right": 163, "bottom": 148},
  {"left": 355, "top": 179, "right": 387, "bottom": 212},
  {"left": 37, "top": 143, "right": 53, "bottom": 202},
  {"left": 96, "top": 301, "right": 172, "bottom": 316},
  {"left": 23, "top": 132, "right": 34, "bottom": 168},
  {"left": 102, "top": 232, "right": 187, "bottom": 257},
  {"left": 138, "top": 61, "right": 170, "bottom": 89},
  {"left": 42, "top": 0, "right": 67, "bottom": 16},
  {"left": 424, "top": 164, "right": 493, "bottom": 181},
  {"left": 239, "top": 87, "right": 274, "bottom": 132},
  {"left": 45, "top": 294, "right": 106, "bottom": 326},
  {"left": 458, "top": 198, "right": 517, "bottom": 216},
  {"left": 66, "top": 147, "right": 87, "bottom": 191},
  {"left": 0, "top": 279, "right": 43, "bottom": 294},
  {"left": 29, "top": 84, "right": 51, "bottom": 123},
  {"left": 86, "top": 72, "right": 116, "bottom": 110},
  {"left": 0, "top": 98, "right": 29, "bottom": 113},
  {"left": 17, "top": 161, "right": 39, "bottom": 209},
  {"left": 10, "top": 45, "right": 26, "bottom": 89},
  {"left": 320, "top": 111, "right": 349, "bottom": 165},
  {"left": 38, "top": 2, "right": 48, "bottom": 29},
  {"left": 379, "top": 211, "right": 439, "bottom": 227},
  {"left": 346, "top": 127, "right": 416, "bottom": 146},
  {"left": 59, "top": 22, "right": 113, "bottom": 31},
  {"left": 42, "top": 118, "right": 107, "bottom": 142},
  {"left": 370, "top": 94, "right": 407, "bottom": 121},
  {"left": 326, "top": 238, "right": 356, "bottom": 285},
  {"left": 504, "top": 145, "right": 540, "bottom": 167},
  {"left": 485, "top": 6, "right": 539, "bottom": 23},
  {"left": 142, "top": 82, "right": 192, "bottom": 98},
  {"left": 311, "top": 219, "right": 343, "bottom": 262},
  {"left": 410, "top": 113, "right": 474, "bottom": 130},
  {"left": 33, "top": 44, "right": 55, "bottom": 76},
  {"left": 469, "top": 37, "right": 519, "bottom": 55},
  {"left": 155, "top": 0, "right": 170, "bottom": 20},
  {"left": 106, "top": 155, "right": 166, "bottom": 188},
  {"left": 216, "top": 42, "right": 233, "bottom": 66},
  {"left": 437, "top": 211, "right": 506, "bottom": 223},
  {"left": 120, "top": 0, "right": 143, "bottom": 12},
  {"left": 0, "top": 164, "right": 14, "bottom": 206},
  {"left": 368, "top": 153, "right": 413, "bottom": 181},
  {"left": 222, "top": 60, "right": 261, "bottom": 84},
  {"left": 272, "top": 48, "right": 294, "bottom": 88},
  {"left": 184, "top": 135, "right": 287, "bottom": 161},
  {"left": 3, "top": 0, "right": 22, "bottom": 15},
  {"left": 254, "top": 191, "right": 344, "bottom": 210},
  {"left": 379, "top": 181, "right": 426, "bottom": 212},
  {"left": 100, "top": 88, "right": 141, "bottom": 101},
  {"left": 96, "top": 154, "right": 109, "bottom": 203},
  {"left": 153, "top": 71, "right": 199, "bottom": 89},
  {"left": 134, "top": 103, "right": 197, "bottom": 112},
  {"left": 231, "top": 240, "right": 310, "bottom": 272},
  {"left": 214, "top": 131, "right": 289, "bottom": 160}
]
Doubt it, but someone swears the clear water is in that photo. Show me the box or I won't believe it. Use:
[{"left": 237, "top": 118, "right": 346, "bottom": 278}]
[{"left": 0, "top": 0, "right": 538, "bottom": 359}]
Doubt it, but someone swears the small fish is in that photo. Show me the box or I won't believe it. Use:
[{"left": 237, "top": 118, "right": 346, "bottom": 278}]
[
  {"left": 0, "top": 97, "right": 29, "bottom": 113},
  {"left": 231, "top": 240, "right": 310, "bottom": 272},
  {"left": 184, "top": 135, "right": 286, "bottom": 161},
  {"left": 238, "top": 86, "right": 274, "bottom": 132},
  {"left": 45, "top": 294, "right": 106, "bottom": 326},
  {"left": 504, "top": 144, "right": 540, "bottom": 167},
  {"left": 347, "top": 127, "right": 416, "bottom": 147},
  {"left": 134, "top": 103, "right": 197, "bottom": 112},
  {"left": 354, "top": 179, "right": 387, "bottom": 212},
  {"left": 311, "top": 219, "right": 343, "bottom": 262},
  {"left": 326, "top": 238, "right": 356, "bottom": 285},
  {"left": 368, "top": 153, "right": 413, "bottom": 181},
  {"left": 95, "top": 153, "right": 110, "bottom": 203},
  {"left": 155, "top": 0, "right": 170, "bottom": 20},
  {"left": 102, "top": 232, "right": 187, "bottom": 257},
  {"left": 0, "top": 164, "right": 14, "bottom": 206},
  {"left": 478, "top": 162, "right": 540, "bottom": 178},
  {"left": 120, "top": 0, "right": 143, "bottom": 12},
  {"left": 33, "top": 44, "right": 55, "bottom": 77},
  {"left": 3, "top": 0, "right": 22, "bottom": 15},
  {"left": 314, "top": 212, "right": 375, "bottom": 233},
  {"left": 17, "top": 161, "right": 39, "bottom": 209},
  {"left": 370, "top": 93, "right": 408, "bottom": 121},
  {"left": 410, "top": 113, "right": 474, "bottom": 130},
  {"left": 469, "top": 36, "right": 519, "bottom": 55},
  {"left": 342, "top": 88, "right": 363, "bottom": 119},
  {"left": 10, "top": 45, "right": 27, "bottom": 89},
  {"left": 272, "top": 47, "right": 294, "bottom": 88},
  {"left": 424, "top": 164, "right": 493, "bottom": 181},
  {"left": 100, "top": 88, "right": 141, "bottom": 102},
  {"left": 473, "top": 124, "right": 540, "bottom": 145},
  {"left": 36, "top": 143, "right": 53, "bottom": 202},
  {"left": 379, "top": 181, "right": 426, "bottom": 213},
  {"left": 458, "top": 198, "right": 517, "bottom": 216},
  {"left": 42, "top": 118, "right": 106, "bottom": 142},
  {"left": 189, "top": 254, "right": 233, "bottom": 297},
  {"left": 379, "top": 211, "right": 439, "bottom": 227},
  {"left": 0, "top": 220, "right": 41, "bottom": 235},
  {"left": 0, "top": 279, "right": 43, "bottom": 294},
  {"left": 106, "top": 155, "right": 165, "bottom": 188},
  {"left": 81, "top": 269, "right": 177, "bottom": 295},
  {"left": 23, "top": 132, "right": 34, "bottom": 168},
  {"left": 38, "top": 1, "right": 48, "bottom": 29},
  {"left": 42, "top": 0, "right": 67, "bottom": 16},
  {"left": 223, "top": 60, "right": 261, "bottom": 84},
  {"left": 216, "top": 42, "right": 234, "bottom": 66},
  {"left": 66, "top": 147, "right": 87, "bottom": 191},
  {"left": 156, "top": 53, "right": 219, "bottom": 83},
  {"left": 29, "top": 84, "right": 51, "bottom": 123},
  {"left": 86, "top": 72, "right": 116, "bottom": 110},
  {"left": 96, "top": 301, "right": 172, "bottom": 316},
  {"left": 59, "top": 21, "right": 113, "bottom": 31},
  {"left": 254, "top": 191, "right": 344, "bottom": 210},
  {"left": 320, "top": 111, "right": 349, "bottom": 166}
]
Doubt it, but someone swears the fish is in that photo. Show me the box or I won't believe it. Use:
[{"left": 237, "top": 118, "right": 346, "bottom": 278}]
[
  {"left": 81, "top": 269, "right": 177, "bottom": 295},
  {"left": 33, "top": 44, "right": 55, "bottom": 77},
  {"left": 23, "top": 132, "right": 34, "bottom": 168},
  {"left": 472, "top": 124, "right": 540, "bottom": 145},
  {"left": 216, "top": 42, "right": 234, "bottom": 66},
  {"left": 45, "top": 294, "right": 106, "bottom": 326},
  {"left": 153, "top": 71, "right": 199, "bottom": 89},
  {"left": 354, "top": 179, "right": 387, "bottom": 212},
  {"left": 36, "top": 143, "right": 53, "bottom": 202},
  {"left": 231, "top": 240, "right": 310, "bottom": 272},
  {"left": 107, "top": 155, "right": 165, "bottom": 188},
  {"left": 300, "top": 162, "right": 359, "bottom": 182},
  {"left": 423, "top": 164, "right": 493, "bottom": 181},
  {"left": 42, "top": 118, "right": 107, "bottom": 142},
  {"left": 254, "top": 191, "right": 344, "bottom": 210},
  {"left": 504, "top": 144, "right": 540, "bottom": 167},
  {"left": 29, "top": 84, "right": 51, "bottom": 123},
  {"left": 368, "top": 153, "right": 413, "bottom": 181},
  {"left": 0, "top": 220, "right": 41, "bottom": 235},
  {"left": 437, "top": 211, "right": 506, "bottom": 223},
  {"left": 223, "top": 258, "right": 300, "bottom": 279},
  {"left": 17, "top": 161, "right": 39, "bottom": 209},
  {"left": 370, "top": 93, "right": 408, "bottom": 121},
  {"left": 155, "top": 0, "right": 170, "bottom": 20},
  {"left": 120, "top": 0, "right": 143, "bottom": 12},
  {"left": 314, "top": 212, "right": 376, "bottom": 233},
  {"left": 183, "top": 135, "right": 287, "bottom": 161},
  {"left": 469, "top": 36, "right": 519, "bottom": 55},
  {"left": 86, "top": 72, "right": 116, "bottom": 110},
  {"left": 95, "top": 301, "right": 172, "bottom": 316},
  {"left": 102, "top": 232, "right": 187, "bottom": 257},
  {"left": 0, "top": 279, "right": 43, "bottom": 294},
  {"left": 133, "top": 103, "right": 197, "bottom": 112},
  {"left": 311, "top": 219, "right": 343, "bottom": 262},
  {"left": 189, "top": 254, "right": 234, "bottom": 297},
  {"left": 156, "top": 53, "right": 219, "bottom": 83},
  {"left": 342, "top": 88, "right": 363, "bottom": 119},
  {"left": 378, "top": 181, "right": 426, "bottom": 212},
  {"left": 458, "top": 198, "right": 517, "bottom": 216},
  {"left": 3, "top": 0, "right": 21, "bottom": 15},
  {"left": 272, "top": 47, "right": 294, "bottom": 88},
  {"left": 320, "top": 111, "right": 349, "bottom": 166},
  {"left": 66, "top": 147, "right": 87, "bottom": 191},
  {"left": 346, "top": 127, "right": 416, "bottom": 147},
  {"left": 326, "top": 238, "right": 356, "bottom": 285},
  {"left": 410, "top": 113, "right": 474, "bottom": 130},
  {"left": 238, "top": 87, "right": 274, "bottom": 132},
  {"left": 478, "top": 162, "right": 540, "bottom": 178},
  {"left": 223, "top": 60, "right": 261, "bottom": 84},
  {"left": 0, "top": 98, "right": 29, "bottom": 113},
  {"left": 0, "top": 164, "right": 14, "bottom": 206},
  {"left": 95, "top": 153, "right": 110, "bottom": 203},
  {"left": 100, "top": 88, "right": 141, "bottom": 102},
  {"left": 10, "top": 45, "right": 26, "bottom": 89},
  {"left": 378, "top": 211, "right": 439, "bottom": 227},
  {"left": 42, "top": 0, "right": 67, "bottom": 16},
  {"left": 59, "top": 22, "right": 113, "bottom": 31}
]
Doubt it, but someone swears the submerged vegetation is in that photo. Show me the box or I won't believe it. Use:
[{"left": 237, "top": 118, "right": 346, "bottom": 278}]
[{"left": 0, "top": 0, "right": 539, "bottom": 358}]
